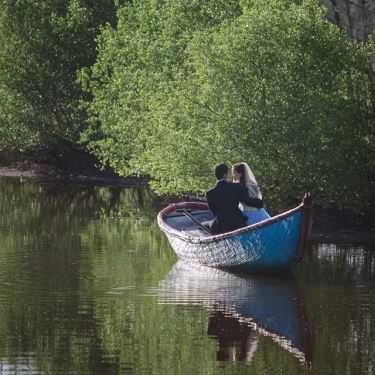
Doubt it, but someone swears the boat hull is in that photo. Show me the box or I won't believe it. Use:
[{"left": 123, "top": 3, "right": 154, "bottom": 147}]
[
  {"left": 158, "top": 194, "right": 312, "bottom": 271},
  {"left": 164, "top": 210, "right": 302, "bottom": 270}
]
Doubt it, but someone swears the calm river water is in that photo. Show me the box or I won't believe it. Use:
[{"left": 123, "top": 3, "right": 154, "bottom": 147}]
[{"left": 0, "top": 178, "right": 374, "bottom": 375}]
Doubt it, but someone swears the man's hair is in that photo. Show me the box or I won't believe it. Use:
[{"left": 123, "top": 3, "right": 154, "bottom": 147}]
[{"left": 214, "top": 163, "right": 228, "bottom": 180}]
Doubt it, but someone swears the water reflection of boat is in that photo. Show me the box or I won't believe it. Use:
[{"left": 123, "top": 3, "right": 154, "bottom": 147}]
[
  {"left": 156, "top": 261, "right": 313, "bottom": 366},
  {"left": 0, "top": 359, "right": 36, "bottom": 374}
]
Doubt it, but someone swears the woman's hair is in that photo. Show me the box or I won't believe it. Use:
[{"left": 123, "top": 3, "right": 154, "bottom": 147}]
[
  {"left": 233, "top": 163, "right": 247, "bottom": 187},
  {"left": 233, "top": 162, "right": 262, "bottom": 199}
]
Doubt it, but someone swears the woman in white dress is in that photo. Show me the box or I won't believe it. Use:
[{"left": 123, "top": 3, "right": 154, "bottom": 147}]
[{"left": 232, "top": 162, "right": 270, "bottom": 225}]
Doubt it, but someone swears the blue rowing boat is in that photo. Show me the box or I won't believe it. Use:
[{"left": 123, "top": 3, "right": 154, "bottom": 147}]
[{"left": 157, "top": 193, "right": 312, "bottom": 271}]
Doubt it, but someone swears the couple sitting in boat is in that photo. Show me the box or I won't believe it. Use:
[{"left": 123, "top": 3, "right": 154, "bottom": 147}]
[{"left": 206, "top": 162, "right": 270, "bottom": 234}]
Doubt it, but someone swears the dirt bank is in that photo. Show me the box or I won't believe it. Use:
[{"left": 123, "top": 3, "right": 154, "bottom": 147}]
[{"left": 0, "top": 148, "right": 147, "bottom": 187}]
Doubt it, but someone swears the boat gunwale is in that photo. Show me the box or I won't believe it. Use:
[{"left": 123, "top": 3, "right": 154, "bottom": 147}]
[{"left": 157, "top": 201, "right": 304, "bottom": 244}]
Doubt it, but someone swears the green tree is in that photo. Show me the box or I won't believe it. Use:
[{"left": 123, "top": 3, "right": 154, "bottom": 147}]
[
  {"left": 81, "top": 0, "right": 241, "bottom": 183},
  {"left": 0, "top": 0, "right": 118, "bottom": 149}
]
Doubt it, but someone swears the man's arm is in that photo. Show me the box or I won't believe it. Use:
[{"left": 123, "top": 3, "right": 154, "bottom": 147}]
[{"left": 239, "top": 185, "right": 263, "bottom": 208}]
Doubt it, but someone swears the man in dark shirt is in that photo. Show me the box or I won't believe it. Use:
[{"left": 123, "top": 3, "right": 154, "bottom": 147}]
[{"left": 206, "top": 163, "right": 263, "bottom": 234}]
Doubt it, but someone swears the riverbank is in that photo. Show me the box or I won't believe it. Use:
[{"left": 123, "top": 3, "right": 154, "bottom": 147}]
[
  {"left": 1, "top": 149, "right": 374, "bottom": 246},
  {"left": 0, "top": 165, "right": 146, "bottom": 187},
  {"left": 0, "top": 148, "right": 147, "bottom": 187}
]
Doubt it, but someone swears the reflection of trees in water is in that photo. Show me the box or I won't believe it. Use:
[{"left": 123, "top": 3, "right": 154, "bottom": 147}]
[
  {"left": 299, "top": 243, "right": 375, "bottom": 283},
  {"left": 37, "top": 182, "right": 155, "bottom": 219},
  {"left": 0, "top": 178, "right": 155, "bottom": 224},
  {"left": 296, "top": 242, "right": 375, "bottom": 374},
  {"left": 0, "top": 179, "right": 158, "bottom": 373}
]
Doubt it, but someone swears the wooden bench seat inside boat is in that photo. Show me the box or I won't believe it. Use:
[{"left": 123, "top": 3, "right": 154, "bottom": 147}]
[{"left": 164, "top": 209, "right": 214, "bottom": 237}]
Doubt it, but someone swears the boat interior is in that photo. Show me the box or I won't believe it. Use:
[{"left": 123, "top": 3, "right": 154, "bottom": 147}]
[{"left": 164, "top": 208, "right": 215, "bottom": 237}]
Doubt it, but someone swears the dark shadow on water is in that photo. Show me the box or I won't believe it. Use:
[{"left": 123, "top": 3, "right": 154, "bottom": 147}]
[
  {"left": 219, "top": 264, "right": 297, "bottom": 279},
  {"left": 207, "top": 309, "right": 259, "bottom": 363}
]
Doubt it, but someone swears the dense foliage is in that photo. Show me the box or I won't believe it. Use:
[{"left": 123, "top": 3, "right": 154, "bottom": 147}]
[
  {"left": 0, "top": 0, "right": 118, "bottom": 149},
  {"left": 83, "top": 0, "right": 375, "bottom": 209},
  {"left": 0, "top": 0, "right": 374, "bottom": 210}
]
